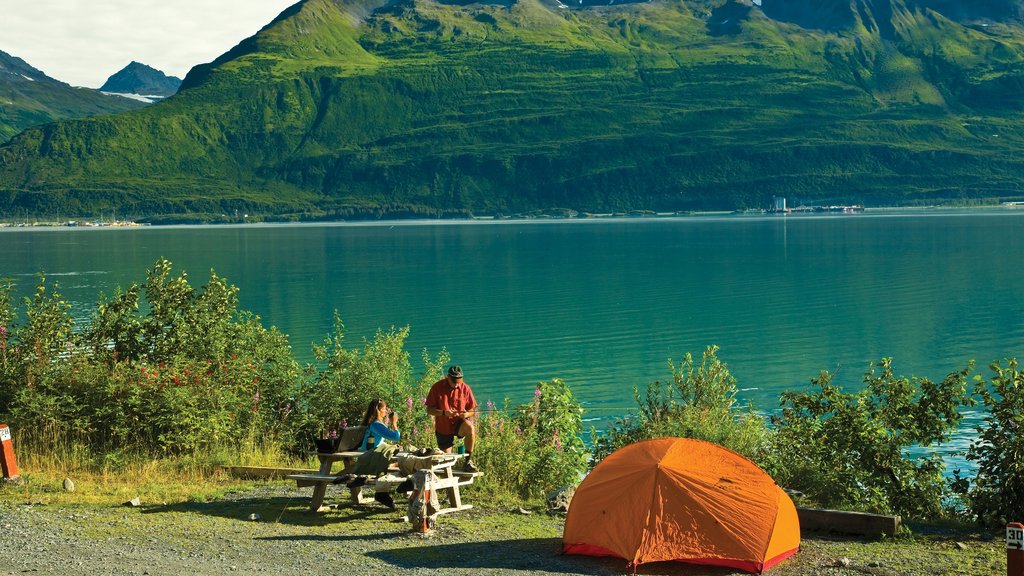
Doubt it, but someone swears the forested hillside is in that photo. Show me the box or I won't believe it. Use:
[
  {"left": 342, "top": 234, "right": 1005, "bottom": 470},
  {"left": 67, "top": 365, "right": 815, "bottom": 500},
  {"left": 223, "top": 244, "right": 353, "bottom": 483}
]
[{"left": 3, "top": 0, "right": 1024, "bottom": 220}]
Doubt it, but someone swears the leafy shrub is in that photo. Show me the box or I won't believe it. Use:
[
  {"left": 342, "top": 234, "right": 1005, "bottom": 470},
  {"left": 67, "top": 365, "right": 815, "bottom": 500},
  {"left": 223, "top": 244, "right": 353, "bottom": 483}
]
[
  {"left": 952, "top": 359, "right": 1024, "bottom": 527},
  {"left": 297, "top": 313, "right": 448, "bottom": 449},
  {"left": 591, "top": 346, "right": 772, "bottom": 468},
  {"left": 474, "top": 378, "right": 589, "bottom": 499},
  {"left": 772, "top": 358, "right": 974, "bottom": 518},
  {"left": 4, "top": 259, "right": 302, "bottom": 456}
]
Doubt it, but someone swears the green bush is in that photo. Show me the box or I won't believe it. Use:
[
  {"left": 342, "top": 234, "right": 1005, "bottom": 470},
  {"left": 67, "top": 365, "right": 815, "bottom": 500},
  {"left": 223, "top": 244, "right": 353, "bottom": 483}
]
[
  {"left": 3, "top": 260, "right": 302, "bottom": 456},
  {"left": 297, "top": 313, "right": 447, "bottom": 449},
  {"left": 952, "top": 359, "right": 1024, "bottom": 527},
  {"left": 474, "top": 378, "right": 589, "bottom": 499},
  {"left": 772, "top": 358, "right": 975, "bottom": 518},
  {"left": 591, "top": 346, "right": 773, "bottom": 468}
]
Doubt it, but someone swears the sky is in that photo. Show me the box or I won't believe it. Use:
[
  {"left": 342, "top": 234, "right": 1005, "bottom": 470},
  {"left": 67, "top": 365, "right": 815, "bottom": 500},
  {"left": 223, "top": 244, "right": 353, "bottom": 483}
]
[{"left": 3, "top": 0, "right": 298, "bottom": 88}]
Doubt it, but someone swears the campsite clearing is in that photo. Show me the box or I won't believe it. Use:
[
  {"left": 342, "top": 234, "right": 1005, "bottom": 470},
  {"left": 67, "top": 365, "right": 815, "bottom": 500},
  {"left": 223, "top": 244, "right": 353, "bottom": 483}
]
[{"left": 0, "top": 483, "right": 1006, "bottom": 576}]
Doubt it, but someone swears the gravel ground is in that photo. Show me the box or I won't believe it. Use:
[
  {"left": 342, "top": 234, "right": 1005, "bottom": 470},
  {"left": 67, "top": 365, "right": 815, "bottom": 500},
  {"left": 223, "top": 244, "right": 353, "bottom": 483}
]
[{"left": 0, "top": 483, "right": 1007, "bottom": 576}]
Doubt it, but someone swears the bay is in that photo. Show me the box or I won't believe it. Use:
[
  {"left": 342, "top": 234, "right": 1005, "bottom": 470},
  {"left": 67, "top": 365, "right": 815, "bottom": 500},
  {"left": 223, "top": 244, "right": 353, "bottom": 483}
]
[{"left": 3, "top": 211, "right": 1023, "bottom": 458}]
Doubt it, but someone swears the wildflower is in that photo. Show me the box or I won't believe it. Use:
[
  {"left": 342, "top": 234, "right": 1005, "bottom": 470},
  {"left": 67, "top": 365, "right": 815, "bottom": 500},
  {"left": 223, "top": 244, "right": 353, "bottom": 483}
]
[
  {"left": 407, "top": 396, "right": 414, "bottom": 412},
  {"left": 341, "top": 418, "right": 348, "bottom": 428},
  {"left": 486, "top": 400, "right": 495, "bottom": 411},
  {"left": 0, "top": 325, "right": 5, "bottom": 338},
  {"left": 422, "top": 397, "right": 428, "bottom": 405},
  {"left": 515, "top": 426, "right": 523, "bottom": 436},
  {"left": 555, "top": 437, "right": 563, "bottom": 450},
  {"left": 534, "top": 389, "right": 542, "bottom": 398}
]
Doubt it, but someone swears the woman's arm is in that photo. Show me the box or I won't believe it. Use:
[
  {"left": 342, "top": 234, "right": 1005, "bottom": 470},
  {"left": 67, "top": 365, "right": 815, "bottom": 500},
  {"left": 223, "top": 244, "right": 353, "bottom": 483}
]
[{"left": 369, "top": 420, "right": 401, "bottom": 442}]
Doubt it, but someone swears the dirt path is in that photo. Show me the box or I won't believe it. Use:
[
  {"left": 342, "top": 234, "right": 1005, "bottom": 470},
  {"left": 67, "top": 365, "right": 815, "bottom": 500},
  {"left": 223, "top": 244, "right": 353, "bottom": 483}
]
[{"left": 0, "top": 484, "right": 1005, "bottom": 576}]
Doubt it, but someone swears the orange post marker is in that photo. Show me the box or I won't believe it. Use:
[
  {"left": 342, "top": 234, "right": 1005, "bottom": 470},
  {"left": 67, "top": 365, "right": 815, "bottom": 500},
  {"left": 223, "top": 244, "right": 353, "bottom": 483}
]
[
  {"left": 1008, "top": 522, "right": 1024, "bottom": 576},
  {"left": 0, "top": 424, "right": 18, "bottom": 480}
]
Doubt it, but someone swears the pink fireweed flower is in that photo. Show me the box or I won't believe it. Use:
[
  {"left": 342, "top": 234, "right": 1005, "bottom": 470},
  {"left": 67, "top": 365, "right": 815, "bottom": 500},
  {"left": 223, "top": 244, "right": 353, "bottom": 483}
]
[
  {"left": 0, "top": 325, "right": 6, "bottom": 338},
  {"left": 422, "top": 397, "right": 428, "bottom": 405},
  {"left": 534, "top": 389, "right": 542, "bottom": 397},
  {"left": 555, "top": 437, "right": 563, "bottom": 450},
  {"left": 486, "top": 400, "right": 495, "bottom": 411},
  {"left": 515, "top": 426, "right": 523, "bottom": 436},
  {"left": 341, "top": 418, "right": 348, "bottom": 428},
  {"left": 407, "top": 397, "right": 414, "bottom": 412}
]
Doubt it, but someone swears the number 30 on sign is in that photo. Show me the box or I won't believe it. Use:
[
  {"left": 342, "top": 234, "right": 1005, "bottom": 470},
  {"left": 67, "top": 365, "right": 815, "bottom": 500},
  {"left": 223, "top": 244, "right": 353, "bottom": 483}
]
[{"left": 1009, "top": 526, "right": 1024, "bottom": 550}]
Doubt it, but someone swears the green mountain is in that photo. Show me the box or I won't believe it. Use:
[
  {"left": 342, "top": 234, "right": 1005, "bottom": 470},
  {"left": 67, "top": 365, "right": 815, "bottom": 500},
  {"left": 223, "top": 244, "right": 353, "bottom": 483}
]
[
  {"left": 4, "top": 0, "right": 1024, "bottom": 220},
  {"left": 0, "top": 50, "right": 146, "bottom": 145}
]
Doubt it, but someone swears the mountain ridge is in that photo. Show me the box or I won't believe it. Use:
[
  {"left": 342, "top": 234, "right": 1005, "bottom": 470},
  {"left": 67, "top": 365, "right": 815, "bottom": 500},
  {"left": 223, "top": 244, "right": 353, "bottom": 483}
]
[
  {"left": 0, "top": 50, "right": 146, "bottom": 143},
  {"left": 3, "top": 0, "right": 1024, "bottom": 220}
]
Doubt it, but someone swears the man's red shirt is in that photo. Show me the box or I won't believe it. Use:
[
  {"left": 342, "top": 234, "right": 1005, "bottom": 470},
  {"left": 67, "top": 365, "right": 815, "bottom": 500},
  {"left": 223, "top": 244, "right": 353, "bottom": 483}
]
[{"left": 426, "top": 378, "right": 477, "bottom": 435}]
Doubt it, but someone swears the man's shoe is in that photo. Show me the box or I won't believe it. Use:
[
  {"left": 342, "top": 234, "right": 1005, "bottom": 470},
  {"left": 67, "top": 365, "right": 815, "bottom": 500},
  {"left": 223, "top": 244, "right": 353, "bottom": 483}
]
[
  {"left": 461, "top": 459, "right": 479, "bottom": 474},
  {"left": 373, "top": 492, "right": 396, "bottom": 509},
  {"left": 332, "top": 474, "right": 352, "bottom": 485},
  {"left": 346, "top": 476, "right": 368, "bottom": 489},
  {"left": 395, "top": 478, "right": 414, "bottom": 494}
]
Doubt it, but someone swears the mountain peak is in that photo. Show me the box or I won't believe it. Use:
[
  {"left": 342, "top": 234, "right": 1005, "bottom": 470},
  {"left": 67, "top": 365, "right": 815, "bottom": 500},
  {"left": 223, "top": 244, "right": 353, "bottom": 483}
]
[
  {"left": 99, "top": 62, "right": 181, "bottom": 98},
  {"left": 0, "top": 49, "right": 57, "bottom": 84}
]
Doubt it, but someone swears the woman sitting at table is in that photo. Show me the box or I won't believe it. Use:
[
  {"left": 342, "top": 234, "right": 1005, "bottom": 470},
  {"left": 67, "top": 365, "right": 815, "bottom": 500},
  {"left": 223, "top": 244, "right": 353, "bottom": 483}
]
[
  {"left": 350, "top": 398, "right": 402, "bottom": 508},
  {"left": 359, "top": 397, "right": 401, "bottom": 450}
]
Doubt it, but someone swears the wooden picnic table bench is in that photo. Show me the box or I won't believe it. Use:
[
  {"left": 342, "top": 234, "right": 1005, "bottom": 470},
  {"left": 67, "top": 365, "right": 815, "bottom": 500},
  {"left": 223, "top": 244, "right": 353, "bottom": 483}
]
[{"left": 286, "top": 450, "right": 482, "bottom": 514}]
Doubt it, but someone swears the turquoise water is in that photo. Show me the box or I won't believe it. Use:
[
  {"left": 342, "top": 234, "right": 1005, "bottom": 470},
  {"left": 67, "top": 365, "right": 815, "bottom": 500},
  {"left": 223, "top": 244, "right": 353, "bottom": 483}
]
[{"left": 2, "top": 212, "right": 1023, "bottom": 456}]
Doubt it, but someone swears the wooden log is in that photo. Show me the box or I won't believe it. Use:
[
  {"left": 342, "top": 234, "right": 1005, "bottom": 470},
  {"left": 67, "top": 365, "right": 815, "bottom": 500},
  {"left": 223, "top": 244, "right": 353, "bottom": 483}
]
[
  {"left": 219, "top": 466, "right": 316, "bottom": 479},
  {"left": 796, "top": 506, "right": 901, "bottom": 538}
]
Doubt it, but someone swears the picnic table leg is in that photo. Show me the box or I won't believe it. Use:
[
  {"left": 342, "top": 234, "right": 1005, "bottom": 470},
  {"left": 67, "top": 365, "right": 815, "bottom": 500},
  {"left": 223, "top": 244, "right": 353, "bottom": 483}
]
[
  {"left": 441, "top": 467, "right": 462, "bottom": 510},
  {"left": 309, "top": 457, "right": 333, "bottom": 512}
]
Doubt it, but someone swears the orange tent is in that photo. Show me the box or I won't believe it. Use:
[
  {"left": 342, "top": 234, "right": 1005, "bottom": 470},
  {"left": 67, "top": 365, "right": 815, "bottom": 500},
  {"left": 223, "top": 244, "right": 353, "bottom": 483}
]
[{"left": 563, "top": 437, "right": 799, "bottom": 573}]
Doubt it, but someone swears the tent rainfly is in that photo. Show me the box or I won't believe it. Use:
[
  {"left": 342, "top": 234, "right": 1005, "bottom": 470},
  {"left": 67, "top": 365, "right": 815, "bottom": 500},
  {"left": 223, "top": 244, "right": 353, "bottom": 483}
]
[{"left": 563, "top": 437, "right": 800, "bottom": 573}]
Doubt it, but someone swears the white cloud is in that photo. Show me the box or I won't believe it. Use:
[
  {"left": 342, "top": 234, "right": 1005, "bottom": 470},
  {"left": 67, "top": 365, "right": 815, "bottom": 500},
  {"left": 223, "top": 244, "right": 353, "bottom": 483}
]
[{"left": 1, "top": 0, "right": 297, "bottom": 88}]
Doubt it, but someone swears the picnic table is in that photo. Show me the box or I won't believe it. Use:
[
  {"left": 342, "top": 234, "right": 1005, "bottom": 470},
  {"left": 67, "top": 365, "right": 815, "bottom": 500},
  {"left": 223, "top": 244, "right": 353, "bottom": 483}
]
[{"left": 286, "top": 450, "right": 482, "bottom": 514}]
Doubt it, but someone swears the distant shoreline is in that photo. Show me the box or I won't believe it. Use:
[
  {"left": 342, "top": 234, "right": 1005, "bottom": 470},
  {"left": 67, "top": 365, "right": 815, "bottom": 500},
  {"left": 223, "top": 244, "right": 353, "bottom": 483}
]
[{"left": 2, "top": 203, "right": 1023, "bottom": 230}]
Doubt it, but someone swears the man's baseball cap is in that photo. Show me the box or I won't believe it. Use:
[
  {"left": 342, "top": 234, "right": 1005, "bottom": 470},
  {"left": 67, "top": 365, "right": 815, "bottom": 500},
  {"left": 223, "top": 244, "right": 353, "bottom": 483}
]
[{"left": 447, "top": 365, "right": 464, "bottom": 379}]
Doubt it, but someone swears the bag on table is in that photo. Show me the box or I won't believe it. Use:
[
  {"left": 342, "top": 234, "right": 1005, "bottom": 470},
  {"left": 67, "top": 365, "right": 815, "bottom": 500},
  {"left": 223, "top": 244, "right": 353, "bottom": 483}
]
[{"left": 353, "top": 442, "right": 398, "bottom": 476}]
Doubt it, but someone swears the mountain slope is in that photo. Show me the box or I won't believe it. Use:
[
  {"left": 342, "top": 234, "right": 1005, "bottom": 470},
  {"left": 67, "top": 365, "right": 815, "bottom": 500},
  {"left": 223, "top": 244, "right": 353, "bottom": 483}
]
[
  {"left": 0, "top": 50, "right": 146, "bottom": 144},
  {"left": 100, "top": 62, "right": 182, "bottom": 99},
  {"left": 3, "top": 0, "right": 1024, "bottom": 219}
]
